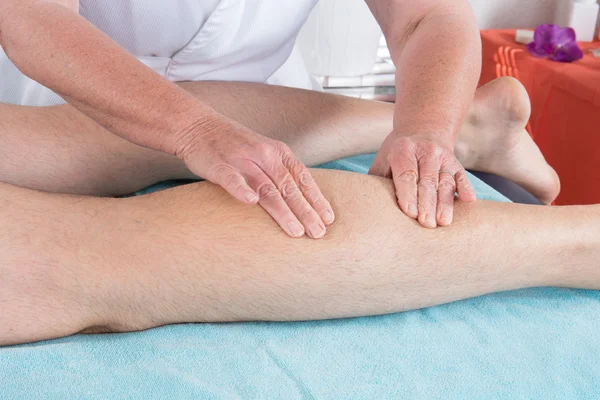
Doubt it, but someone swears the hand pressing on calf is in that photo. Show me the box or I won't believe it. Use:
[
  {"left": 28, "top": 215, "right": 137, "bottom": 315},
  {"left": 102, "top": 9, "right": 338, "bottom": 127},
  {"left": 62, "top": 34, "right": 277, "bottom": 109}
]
[
  {"left": 370, "top": 133, "right": 476, "bottom": 228},
  {"left": 173, "top": 111, "right": 335, "bottom": 239}
]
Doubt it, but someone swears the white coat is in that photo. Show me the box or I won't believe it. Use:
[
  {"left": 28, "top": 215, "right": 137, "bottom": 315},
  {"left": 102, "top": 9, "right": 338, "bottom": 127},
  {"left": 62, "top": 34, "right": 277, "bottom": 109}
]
[{"left": 0, "top": 0, "right": 319, "bottom": 106}]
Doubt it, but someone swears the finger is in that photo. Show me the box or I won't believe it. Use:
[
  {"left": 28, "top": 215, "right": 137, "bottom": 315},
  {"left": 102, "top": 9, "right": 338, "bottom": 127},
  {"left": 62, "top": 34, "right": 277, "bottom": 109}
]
[
  {"left": 282, "top": 153, "right": 335, "bottom": 226},
  {"left": 390, "top": 155, "right": 419, "bottom": 220},
  {"left": 261, "top": 159, "right": 326, "bottom": 239},
  {"left": 455, "top": 169, "right": 477, "bottom": 202},
  {"left": 369, "top": 150, "right": 392, "bottom": 177},
  {"left": 243, "top": 164, "right": 305, "bottom": 238},
  {"left": 417, "top": 156, "right": 441, "bottom": 229},
  {"left": 369, "top": 134, "right": 395, "bottom": 177},
  {"left": 436, "top": 172, "right": 456, "bottom": 226},
  {"left": 206, "top": 164, "right": 258, "bottom": 204}
]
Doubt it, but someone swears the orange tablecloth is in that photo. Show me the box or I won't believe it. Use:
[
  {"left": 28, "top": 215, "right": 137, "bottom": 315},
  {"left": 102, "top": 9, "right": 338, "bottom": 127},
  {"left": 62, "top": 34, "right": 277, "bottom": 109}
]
[{"left": 479, "top": 29, "right": 600, "bottom": 205}]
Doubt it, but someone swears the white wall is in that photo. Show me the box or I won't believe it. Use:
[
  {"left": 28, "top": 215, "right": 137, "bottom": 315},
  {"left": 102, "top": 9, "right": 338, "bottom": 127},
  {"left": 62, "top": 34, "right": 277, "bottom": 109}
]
[
  {"left": 296, "top": 0, "right": 562, "bottom": 77},
  {"left": 296, "top": 0, "right": 382, "bottom": 77},
  {"left": 470, "top": 0, "right": 559, "bottom": 29}
]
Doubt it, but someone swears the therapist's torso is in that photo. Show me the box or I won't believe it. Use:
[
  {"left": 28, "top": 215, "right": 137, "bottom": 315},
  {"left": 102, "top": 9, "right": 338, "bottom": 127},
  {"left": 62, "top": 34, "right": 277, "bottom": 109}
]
[{"left": 0, "top": 0, "right": 318, "bottom": 106}]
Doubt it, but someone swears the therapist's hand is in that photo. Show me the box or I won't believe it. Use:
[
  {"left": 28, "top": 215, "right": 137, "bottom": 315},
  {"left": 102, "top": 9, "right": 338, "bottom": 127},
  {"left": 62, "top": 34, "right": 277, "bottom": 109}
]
[
  {"left": 369, "top": 133, "right": 476, "bottom": 228},
  {"left": 175, "top": 114, "right": 335, "bottom": 239}
]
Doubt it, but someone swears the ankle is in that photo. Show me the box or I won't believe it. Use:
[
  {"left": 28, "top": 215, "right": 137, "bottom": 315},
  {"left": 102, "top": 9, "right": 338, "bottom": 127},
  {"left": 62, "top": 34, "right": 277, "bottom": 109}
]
[{"left": 454, "top": 134, "right": 481, "bottom": 170}]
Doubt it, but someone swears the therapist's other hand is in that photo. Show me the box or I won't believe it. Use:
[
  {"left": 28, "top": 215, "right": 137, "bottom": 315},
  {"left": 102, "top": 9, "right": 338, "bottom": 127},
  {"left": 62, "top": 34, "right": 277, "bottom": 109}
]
[
  {"left": 369, "top": 133, "right": 476, "bottom": 228},
  {"left": 175, "top": 114, "right": 335, "bottom": 239}
]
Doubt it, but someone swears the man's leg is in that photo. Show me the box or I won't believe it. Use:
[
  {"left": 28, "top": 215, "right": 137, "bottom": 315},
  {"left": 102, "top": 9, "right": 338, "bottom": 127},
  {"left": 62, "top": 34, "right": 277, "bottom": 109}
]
[
  {"left": 1, "top": 169, "right": 597, "bottom": 345},
  {"left": 0, "top": 78, "right": 559, "bottom": 201},
  {"left": 0, "top": 103, "right": 188, "bottom": 195}
]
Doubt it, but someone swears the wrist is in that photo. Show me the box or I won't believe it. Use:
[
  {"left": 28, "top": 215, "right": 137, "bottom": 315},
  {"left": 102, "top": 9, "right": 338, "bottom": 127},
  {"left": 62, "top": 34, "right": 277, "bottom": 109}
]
[
  {"left": 164, "top": 104, "right": 224, "bottom": 160},
  {"left": 390, "top": 130, "right": 456, "bottom": 149},
  {"left": 392, "top": 107, "right": 460, "bottom": 149}
]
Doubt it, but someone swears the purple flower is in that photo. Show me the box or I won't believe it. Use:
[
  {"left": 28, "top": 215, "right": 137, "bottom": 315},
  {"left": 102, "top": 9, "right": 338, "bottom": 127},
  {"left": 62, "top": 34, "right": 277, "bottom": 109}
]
[{"left": 527, "top": 24, "right": 584, "bottom": 62}]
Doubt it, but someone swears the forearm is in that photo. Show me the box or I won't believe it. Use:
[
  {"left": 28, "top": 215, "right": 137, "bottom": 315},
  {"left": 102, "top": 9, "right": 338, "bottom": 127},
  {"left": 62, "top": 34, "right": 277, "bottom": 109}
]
[
  {"left": 0, "top": 1, "right": 207, "bottom": 154},
  {"left": 369, "top": 0, "right": 481, "bottom": 143}
]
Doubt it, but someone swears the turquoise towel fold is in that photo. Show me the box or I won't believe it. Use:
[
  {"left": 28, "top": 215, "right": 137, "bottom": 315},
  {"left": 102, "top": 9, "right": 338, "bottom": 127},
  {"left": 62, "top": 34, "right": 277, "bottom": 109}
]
[
  {"left": 2, "top": 154, "right": 598, "bottom": 399},
  {"left": 134, "top": 154, "right": 510, "bottom": 202}
]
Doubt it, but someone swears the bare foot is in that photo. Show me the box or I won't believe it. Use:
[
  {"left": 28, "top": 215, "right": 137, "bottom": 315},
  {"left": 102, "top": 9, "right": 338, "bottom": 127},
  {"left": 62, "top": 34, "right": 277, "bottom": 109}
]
[{"left": 456, "top": 77, "right": 561, "bottom": 204}]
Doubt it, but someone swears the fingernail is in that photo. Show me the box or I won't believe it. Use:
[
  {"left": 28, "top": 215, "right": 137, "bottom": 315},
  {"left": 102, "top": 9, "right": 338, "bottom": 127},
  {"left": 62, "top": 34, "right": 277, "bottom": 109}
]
[
  {"left": 288, "top": 221, "right": 305, "bottom": 237},
  {"left": 425, "top": 213, "right": 436, "bottom": 228},
  {"left": 245, "top": 193, "right": 258, "bottom": 203},
  {"left": 321, "top": 210, "right": 335, "bottom": 225},
  {"left": 309, "top": 223, "right": 326, "bottom": 239},
  {"left": 408, "top": 204, "right": 418, "bottom": 216},
  {"left": 439, "top": 210, "right": 452, "bottom": 225}
]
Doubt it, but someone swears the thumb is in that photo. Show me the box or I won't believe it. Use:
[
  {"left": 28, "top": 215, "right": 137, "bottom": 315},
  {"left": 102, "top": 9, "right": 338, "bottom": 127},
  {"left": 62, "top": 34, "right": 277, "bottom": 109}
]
[
  {"left": 369, "top": 133, "right": 398, "bottom": 177},
  {"left": 209, "top": 165, "right": 259, "bottom": 205},
  {"left": 369, "top": 149, "right": 391, "bottom": 177}
]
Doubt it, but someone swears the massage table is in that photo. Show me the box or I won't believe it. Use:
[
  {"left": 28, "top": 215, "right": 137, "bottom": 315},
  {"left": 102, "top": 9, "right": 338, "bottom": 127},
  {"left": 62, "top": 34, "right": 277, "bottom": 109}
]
[{"left": 1, "top": 154, "right": 597, "bottom": 399}]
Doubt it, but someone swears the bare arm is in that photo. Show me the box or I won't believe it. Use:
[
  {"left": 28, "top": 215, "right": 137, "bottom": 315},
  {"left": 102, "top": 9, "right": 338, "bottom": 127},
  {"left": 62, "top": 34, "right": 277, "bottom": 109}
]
[
  {"left": 365, "top": 0, "right": 481, "bottom": 142},
  {"left": 367, "top": 0, "right": 481, "bottom": 228},
  {"left": 0, "top": 0, "right": 203, "bottom": 154},
  {"left": 0, "top": 0, "right": 335, "bottom": 239},
  {"left": 43, "top": 0, "right": 79, "bottom": 12}
]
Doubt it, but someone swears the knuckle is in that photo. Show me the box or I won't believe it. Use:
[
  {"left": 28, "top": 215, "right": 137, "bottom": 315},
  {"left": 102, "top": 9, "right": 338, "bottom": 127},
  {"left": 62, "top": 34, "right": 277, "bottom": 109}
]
[
  {"left": 287, "top": 159, "right": 306, "bottom": 178},
  {"left": 297, "top": 170, "right": 314, "bottom": 187},
  {"left": 257, "top": 183, "right": 280, "bottom": 198},
  {"left": 280, "top": 180, "right": 302, "bottom": 200},
  {"left": 426, "top": 141, "right": 437, "bottom": 151},
  {"left": 438, "top": 178, "right": 456, "bottom": 191},
  {"left": 418, "top": 143, "right": 443, "bottom": 159},
  {"left": 455, "top": 173, "right": 470, "bottom": 186},
  {"left": 387, "top": 144, "right": 406, "bottom": 159},
  {"left": 397, "top": 170, "right": 419, "bottom": 184},
  {"left": 275, "top": 141, "right": 292, "bottom": 155},
  {"left": 440, "top": 198, "right": 454, "bottom": 207},
  {"left": 224, "top": 173, "right": 241, "bottom": 188},
  {"left": 207, "top": 163, "right": 237, "bottom": 181},
  {"left": 418, "top": 177, "right": 438, "bottom": 190},
  {"left": 311, "top": 198, "right": 330, "bottom": 210},
  {"left": 255, "top": 142, "right": 275, "bottom": 158},
  {"left": 439, "top": 175, "right": 456, "bottom": 186},
  {"left": 385, "top": 152, "right": 396, "bottom": 166},
  {"left": 442, "top": 148, "right": 456, "bottom": 158},
  {"left": 296, "top": 170, "right": 315, "bottom": 186},
  {"left": 395, "top": 136, "right": 413, "bottom": 148},
  {"left": 301, "top": 187, "right": 321, "bottom": 204},
  {"left": 432, "top": 146, "right": 444, "bottom": 157},
  {"left": 421, "top": 141, "right": 437, "bottom": 153},
  {"left": 299, "top": 207, "right": 318, "bottom": 221}
]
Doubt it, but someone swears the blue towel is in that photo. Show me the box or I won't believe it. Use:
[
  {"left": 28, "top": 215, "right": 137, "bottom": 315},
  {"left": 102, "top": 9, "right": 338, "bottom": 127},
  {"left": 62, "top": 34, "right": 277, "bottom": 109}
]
[
  {"left": 134, "top": 154, "right": 510, "bottom": 202},
  {"left": 2, "top": 155, "right": 599, "bottom": 399},
  {"left": 318, "top": 154, "right": 510, "bottom": 202}
]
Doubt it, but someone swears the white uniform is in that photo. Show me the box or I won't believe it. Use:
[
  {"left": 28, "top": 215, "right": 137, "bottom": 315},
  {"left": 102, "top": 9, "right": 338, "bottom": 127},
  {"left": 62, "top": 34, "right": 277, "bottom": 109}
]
[{"left": 0, "top": 0, "right": 319, "bottom": 106}]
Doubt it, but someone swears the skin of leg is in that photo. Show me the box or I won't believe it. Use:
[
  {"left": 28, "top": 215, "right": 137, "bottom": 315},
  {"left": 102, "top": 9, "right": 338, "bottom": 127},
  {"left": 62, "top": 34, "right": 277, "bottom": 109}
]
[
  {"left": 0, "top": 83, "right": 390, "bottom": 195},
  {"left": 0, "top": 103, "right": 187, "bottom": 195},
  {"left": 0, "top": 169, "right": 596, "bottom": 346},
  {"left": 0, "top": 78, "right": 558, "bottom": 201}
]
